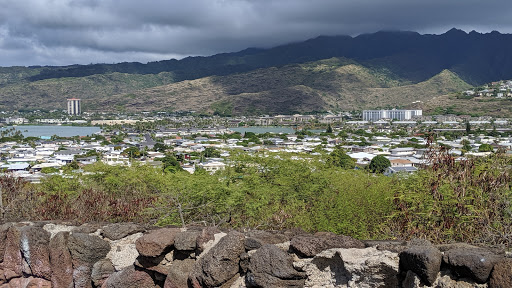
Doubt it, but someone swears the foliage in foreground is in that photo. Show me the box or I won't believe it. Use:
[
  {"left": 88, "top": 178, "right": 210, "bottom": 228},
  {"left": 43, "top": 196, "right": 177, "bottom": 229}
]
[
  {"left": 390, "top": 147, "right": 512, "bottom": 245},
  {"left": 1, "top": 149, "right": 512, "bottom": 246}
]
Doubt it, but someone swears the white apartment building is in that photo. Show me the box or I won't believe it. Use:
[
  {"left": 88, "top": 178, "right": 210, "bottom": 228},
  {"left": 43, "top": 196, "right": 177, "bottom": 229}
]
[
  {"left": 362, "top": 109, "right": 422, "bottom": 121},
  {"left": 67, "top": 98, "right": 81, "bottom": 115}
]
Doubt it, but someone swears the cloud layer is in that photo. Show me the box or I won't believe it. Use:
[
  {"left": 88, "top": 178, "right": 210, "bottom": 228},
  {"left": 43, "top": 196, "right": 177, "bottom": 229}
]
[{"left": 1, "top": 0, "right": 511, "bottom": 66}]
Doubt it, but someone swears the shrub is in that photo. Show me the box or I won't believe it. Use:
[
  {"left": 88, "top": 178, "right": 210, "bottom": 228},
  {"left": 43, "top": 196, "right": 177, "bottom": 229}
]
[
  {"left": 389, "top": 147, "right": 512, "bottom": 244},
  {"left": 368, "top": 155, "right": 391, "bottom": 173}
]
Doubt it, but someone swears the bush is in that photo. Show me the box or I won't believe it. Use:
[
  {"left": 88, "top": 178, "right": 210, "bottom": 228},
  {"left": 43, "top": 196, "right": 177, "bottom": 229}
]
[
  {"left": 390, "top": 149, "right": 512, "bottom": 244},
  {"left": 326, "top": 147, "right": 355, "bottom": 169},
  {"left": 478, "top": 143, "right": 493, "bottom": 152},
  {"left": 368, "top": 155, "right": 391, "bottom": 173}
]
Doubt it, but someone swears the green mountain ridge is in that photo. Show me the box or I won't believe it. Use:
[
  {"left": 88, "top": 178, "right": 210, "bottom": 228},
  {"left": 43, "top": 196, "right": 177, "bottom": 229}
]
[
  {"left": 0, "top": 72, "right": 176, "bottom": 111},
  {"left": 0, "top": 58, "right": 471, "bottom": 114},
  {"left": 98, "top": 59, "right": 471, "bottom": 115}
]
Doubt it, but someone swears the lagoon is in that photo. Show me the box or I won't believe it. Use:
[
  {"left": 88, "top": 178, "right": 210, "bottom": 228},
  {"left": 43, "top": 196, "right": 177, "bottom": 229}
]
[
  {"left": 230, "top": 126, "right": 295, "bottom": 134},
  {"left": 229, "top": 126, "right": 326, "bottom": 134},
  {"left": 1, "top": 125, "right": 101, "bottom": 138}
]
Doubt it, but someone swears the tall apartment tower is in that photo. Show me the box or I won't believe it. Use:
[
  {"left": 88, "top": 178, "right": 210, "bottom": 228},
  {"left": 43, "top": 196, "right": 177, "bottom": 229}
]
[
  {"left": 362, "top": 109, "right": 422, "bottom": 121},
  {"left": 67, "top": 98, "right": 81, "bottom": 115}
]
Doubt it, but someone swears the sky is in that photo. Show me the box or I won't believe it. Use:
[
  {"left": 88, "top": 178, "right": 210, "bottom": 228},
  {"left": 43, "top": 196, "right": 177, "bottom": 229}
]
[{"left": 1, "top": 0, "right": 511, "bottom": 67}]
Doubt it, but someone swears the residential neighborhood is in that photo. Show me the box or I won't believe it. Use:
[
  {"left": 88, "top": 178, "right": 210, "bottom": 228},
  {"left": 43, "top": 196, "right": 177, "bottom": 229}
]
[
  {"left": 463, "top": 79, "right": 512, "bottom": 98},
  {"left": 0, "top": 109, "right": 510, "bottom": 182}
]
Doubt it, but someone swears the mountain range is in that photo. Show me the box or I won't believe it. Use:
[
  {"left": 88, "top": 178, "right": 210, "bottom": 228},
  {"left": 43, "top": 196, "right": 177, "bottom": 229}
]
[{"left": 1, "top": 28, "right": 512, "bottom": 115}]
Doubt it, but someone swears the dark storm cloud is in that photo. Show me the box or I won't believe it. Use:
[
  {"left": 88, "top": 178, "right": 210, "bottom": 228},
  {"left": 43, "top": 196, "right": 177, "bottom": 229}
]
[{"left": 0, "top": 0, "right": 511, "bottom": 66}]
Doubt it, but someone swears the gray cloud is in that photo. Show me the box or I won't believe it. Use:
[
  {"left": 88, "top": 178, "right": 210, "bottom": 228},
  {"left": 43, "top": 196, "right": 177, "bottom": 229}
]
[{"left": 1, "top": 0, "right": 512, "bottom": 66}]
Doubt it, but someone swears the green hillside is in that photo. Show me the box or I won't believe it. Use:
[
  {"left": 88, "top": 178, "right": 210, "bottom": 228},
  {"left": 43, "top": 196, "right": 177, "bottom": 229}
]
[
  {"left": 0, "top": 57, "right": 474, "bottom": 115},
  {"left": 0, "top": 72, "right": 175, "bottom": 111},
  {"left": 95, "top": 58, "right": 469, "bottom": 115}
]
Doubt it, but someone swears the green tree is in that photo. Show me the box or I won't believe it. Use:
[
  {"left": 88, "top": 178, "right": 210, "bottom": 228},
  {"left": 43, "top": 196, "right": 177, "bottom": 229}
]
[
  {"left": 153, "top": 143, "right": 169, "bottom": 153},
  {"left": 203, "top": 147, "right": 221, "bottom": 158},
  {"left": 326, "top": 124, "right": 333, "bottom": 134},
  {"left": 368, "top": 155, "right": 391, "bottom": 173},
  {"left": 122, "top": 147, "right": 143, "bottom": 159},
  {"left": 478, "top": 143, "right": 493, "bottom": 152},
  {"left": 41, "top": 167, "right": 59, "bottom": 174},
  {"left": 338, "top": 130, "right": 348, "bottom": 140},
  {"left": 327, "top": 147, "right": 355, "bottom": 169},
  {"left": 161, "top": 154, "right": 182, "bottom": 173},
  {"left": 461, "top": 139, "right": 472, "bottom": 152},
  {"left": 67, "top": 161, "right": 79, "bottom": 170}
]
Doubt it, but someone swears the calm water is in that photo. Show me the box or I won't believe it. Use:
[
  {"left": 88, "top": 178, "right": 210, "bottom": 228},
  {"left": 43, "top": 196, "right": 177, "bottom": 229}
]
[
  {"left": 230, "top": 127, "right": 327, "bottom": 134},
  {"left": 1, "top": 125, "right": 101, "bottom": 138},
  {"left": 230, "top": 126, "right": 295, "bottom": 134}
]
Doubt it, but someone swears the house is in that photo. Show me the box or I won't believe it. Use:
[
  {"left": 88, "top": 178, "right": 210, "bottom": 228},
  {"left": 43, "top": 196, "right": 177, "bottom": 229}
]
[
  {"left": 1, "top": 163, "right": 30, "bottom": 172},
  {"left": 197, "top": 161, "right": 226, "bottom": 173},
  {"left": 389, "top": 147, "right": 415, "bottom": 156},
  {"left": 384, "top": 166, "right": 418, "bottom": 176},
  {"left": 75, "top": 156, "right": 98, "bottom": 165},
  {"left": 103, "top": 151, "right": 130, "bottom": 165},
  {"left": 389, "top": 159, "right": 413, "bottom": 167},
  {"left": 347, "top": 152, "right": 376, "bottom": 165},
  {"left": 30, "top": 162, "right": 62, "bottom": 173}
]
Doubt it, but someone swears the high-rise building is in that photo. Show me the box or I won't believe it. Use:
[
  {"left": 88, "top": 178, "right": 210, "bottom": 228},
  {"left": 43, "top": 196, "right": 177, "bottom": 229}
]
[
  {"left": 362, "top": 109, "right": 422, "bottom": 121},
  {"left": 67, "top": 98, "right": 81, "bottom": 115}
]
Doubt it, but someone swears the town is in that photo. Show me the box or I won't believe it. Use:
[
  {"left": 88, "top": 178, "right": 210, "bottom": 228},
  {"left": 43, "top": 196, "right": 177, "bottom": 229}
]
[{"left": 0, "top": 104, "right": 510, "bottom": 182}]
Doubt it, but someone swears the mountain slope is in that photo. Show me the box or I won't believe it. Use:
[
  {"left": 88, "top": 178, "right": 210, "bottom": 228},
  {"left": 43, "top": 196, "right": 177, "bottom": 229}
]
[
  {"left": 3, "top": 29, "right": 512, "bottom": 86},
  {"left": 0, "top": 72, "right": 175, "bottom": 111},
  {"left": 98, "top": 59, "right": 471, "bottom": 115}
]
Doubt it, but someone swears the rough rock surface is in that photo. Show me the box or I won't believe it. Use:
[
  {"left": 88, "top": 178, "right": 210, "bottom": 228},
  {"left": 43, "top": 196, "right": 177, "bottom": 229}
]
[
  {"left": 102, "top": 265, "right": 158, "bottom": 288},
  {"left": 1, "top": 222, "right": 508, "bottom": 288},
  {"left": 19, "top": 226, "right": 52, "bottom": 280},
  {"left": 174, "top": 231, "right": 200, "bottom": 251},
  {"left": 68, "top": 233, "right": 111, "bottom": 264},
  {"left": 0, "top": 223, "right": 13, "bottom": 263},
  {"left": 294, "top": 247, "right": 399, "bottom": 288},
  {"left": 72, "top": 223, "right": 102, "bottom": 234},
  {"left": 436, "top": 243, "right": 483, "bottom": 252},
  {"left": 489, "top": 258, "right": 512, "bottom": 288},
  {"left": 189, "top": 231, "right": 245, "bottom": 288},
  {"left": 0, "top": 276, "right": 52, "bottom": 288},
  {"left": 42, "top": 223, "right": 75, "bottom": 239},
  {"left": 101, "top": 223, "right": 144, "bottom": 241},
  {"left": 106, "top": 232, "right": 143, "bottom": 271},
  {"left": 195, "top": 227, "right": 220, "bottom": 253},
  {"left": 163, "top": 259, "right": 196, "bottom": 288},
  {"left": 363, "top": 240, "right": 407, "bottom": 253},
  {"left": 197, "top": 231, "right": 227, "bottom": 259},
  {"left": 246, "top": 244, "right": 306, "bottom": 287},
  {"left": 400, "top": 245, "right": 442, "bottom": 286},
  {"left": 135, "top": 228, "right": 180, "bottom": 257},
  {"left": 49, "top": 231, "right": 73, "bottom": 288},
  {"left": 444, "top": 248, "right": 502, "bottom": 284},
  {"left": 402, "top": 270, "right": 488, "bottom": 288},
  {"left": 68, "top": 233, "right": 110, "bottom": 288},
  {"left": 135, "top": 251, "right": 174, "bottom": 276},
  {"left": 91, "top": 259, "right": 115, "bottom": 288},
  {"left": 2, "top": 226, "right": 23, "bottom": 281},
  {"left": 291, "top": 233, "right": 365, "bottom": 257},
  {"left": 245, "top": 230, "right": 290, "bottom": 251}
]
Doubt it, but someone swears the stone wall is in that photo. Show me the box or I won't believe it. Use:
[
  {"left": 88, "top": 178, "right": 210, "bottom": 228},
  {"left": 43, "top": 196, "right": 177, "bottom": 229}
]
[{"left": 0, "top": 221, "right": 510, "bottom": 287}]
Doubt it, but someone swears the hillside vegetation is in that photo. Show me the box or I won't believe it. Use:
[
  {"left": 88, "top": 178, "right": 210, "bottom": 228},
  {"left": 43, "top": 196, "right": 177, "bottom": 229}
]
[
  {"left": 2, "top": 150, "right": 511, "bottom": 245},
  {"left": 101, "top": 59, "right": 471, "bottom": 115},
  {"left": 0, "top": 58, "right": 471, "bottom": 114},
  {"left": 0, "top": 72, "right": 175, "bottom": 111},
  {"left": 423, "top": 93, "right": 512, "bottom": 117}
]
